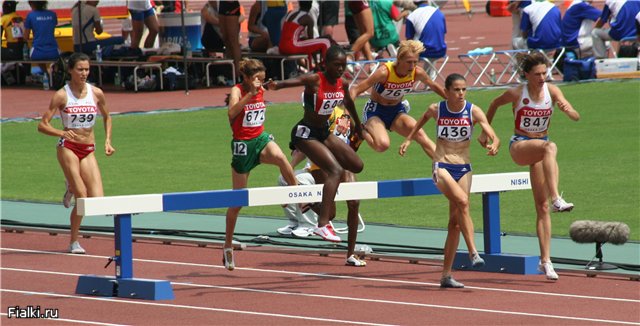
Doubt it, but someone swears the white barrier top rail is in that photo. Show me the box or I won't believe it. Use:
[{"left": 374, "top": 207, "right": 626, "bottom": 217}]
[{"left": 78, "top": 172, "right": 531, "bottom": 216}]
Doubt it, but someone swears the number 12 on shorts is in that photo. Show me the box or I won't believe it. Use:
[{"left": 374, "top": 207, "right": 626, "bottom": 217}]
[{"left": 233, "top": 142, "right": 247, "bottom": 156}]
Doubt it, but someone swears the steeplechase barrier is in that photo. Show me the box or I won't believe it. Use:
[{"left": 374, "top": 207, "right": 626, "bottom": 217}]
[{"left": 76, "top": 172, "right": 536, "bottom": 300}]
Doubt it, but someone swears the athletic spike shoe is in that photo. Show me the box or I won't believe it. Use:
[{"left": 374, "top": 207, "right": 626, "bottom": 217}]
[
  {"left": 552, "top": 196, "right": 574, "bottom": 213},
  {"left": 538, "top": 261, "right": 559, "bottom": 280},
  {"left": 277, "top": 224, "right": 298, "bottom": 235},
  {"left": 346, "top": 254, "right": 367, "bottom": 267},
  {"left": 470, "top": 252, "right": 485, "bottom": 268},
  {"left": 222, "top": 248, "right": 235, "bottom": 271},
  {"left": 313, "top": 224, "right": 341, "bottom": 242},
  {"left": 62, "top": 181, "right": 74, "bottom": 208},
  {"left": 291, "top": 227, "right": 314, "bottom": 238},
  {"left": 68, "top": 241, "right": 85, "bottom": 254},
  {"left": 440, "top": 275, "right": 464, "bottom": 288}
]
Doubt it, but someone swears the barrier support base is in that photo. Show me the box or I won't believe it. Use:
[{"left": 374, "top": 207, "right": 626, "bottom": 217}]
[
  {"left": 76, "top": 275, "right": 174, "bottom": 300},
  {"left": 454, "top": 252, "right": 541, "bottom": 275}
]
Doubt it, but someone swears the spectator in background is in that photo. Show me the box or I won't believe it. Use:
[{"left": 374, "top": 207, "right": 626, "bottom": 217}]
[
  {"left": 349, "top": 0, "right": 374, "bottom": 61},
  {"left": 318, "top": 0, "right": 339, "bottom": 37},
  {"left": 279, "top": 0, "right": 331, "bottom": 68},
  {"left": 343, "top": 1, "right": 360, "bottom": 47},
  {"left": 405, "top": 1, "right": 447, "bottom": 67},
  {"left": 24, "top": 1, "right": 60, "bottom": 61},
  {"left": 370, "top": 0, "right": 410, "bottom": 56},
  {"left": 201, "top": 0, "right": 225, "bottom": 54},
  {"left": 71, "top": 1, "right": 103, "bottom": 55},
  {"left": 514, "top": 0, "right": 562, "bottom": 50},
  {"left": 561, "top": 0, "right": 601, "bottom": 58},
  {"left": 1, "top": 0, "right": 25, "bottom": 60},
  {"left": 507, "top": 0, "right": 531, "bottom": 50},
  {"left": 592, "top": 0, "right": 640, "bottom": 58},
  {"left": 127, "top": 0, "right": 159, "bottom": 49},
  {"left": 247, "top": 0, "right": 287, "bottom": 53},
  {"left": 218, "top": 1, "right": 242, "bottom": 78}
]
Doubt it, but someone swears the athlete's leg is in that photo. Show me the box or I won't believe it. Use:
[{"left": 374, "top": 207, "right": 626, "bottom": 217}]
[
  {"left": 510, "top": 140, "right": 561, "bottom": 201},
  {"left": 324, "top": 134, "right": 364, "bottom": 173},
  {"left": 363, "top": 116, "right": 391, "bottom": 152},
  {"left": 441, "top": 202, "right": 460, "bottom": 278},
  {"left": 391, "top": 113, "right": 436, "bottom": 159},
  {"left": 343, "top": 171, "right": 360, "bottom": 258},
  {"left": 436, "top": 170, "right": 479, "bottom": 259},
  {"left": 142, "top": 12, "right": 160, "bottom": 49},
  {"left": 296, "top": 139, "right": 343, "bottom": 227},
  {"left": 57, "top": 147, "right": 84, "bottom": 245},
  {"left": 529, "top": 161, "right": 552, "bottom": 263},
  {"left": 225, "top": 170, "right": 249, "bottom": 249},
  {"left": 351, "top": 8, "right": 374, "bottom": 61},
  {"left": 260, "top": 141, "right": 297, "bottom": 186}
]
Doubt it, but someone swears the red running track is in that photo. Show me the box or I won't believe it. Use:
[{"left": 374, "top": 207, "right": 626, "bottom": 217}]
[{"left": 2, "top": 231, "right": 639, "bottom": 325}]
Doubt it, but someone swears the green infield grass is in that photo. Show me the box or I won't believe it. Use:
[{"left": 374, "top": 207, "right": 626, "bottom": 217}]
[{"left": 2, "top": 80, "right": 638, "bottom": 239}]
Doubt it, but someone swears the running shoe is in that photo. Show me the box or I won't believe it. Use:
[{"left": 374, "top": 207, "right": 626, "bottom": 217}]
[
  {"left": 313, "top": 224, "right": 341, "bottom": 242},
  {"left": 538, "top": 261, "right": 559, "bottom": 280},
  {"left": 470, "top": 252, "right": 485, "bottom": 268},
  {"left": 552, "top": 196, "right": 574, "bottom": 213},
  {"left": 62, "top": 181, "right": 74, "bottom": 208},
  {"left": 68, "top": 241, "right": 85, "bottom": 254},
  {"left": 291, "top": 227, "right": 314, "bottom": 238},
  {"left": 222, "top": 248, "right": 235, "bottom": 271},
  {"left": 440, "top": 275, "right": 464, "bottom": 288},
  {"left": 277, "top": 224, "right": 298, "bottom": 235},
  {"left": 346, "top": 254, "right": 367, "bottom": 267}
]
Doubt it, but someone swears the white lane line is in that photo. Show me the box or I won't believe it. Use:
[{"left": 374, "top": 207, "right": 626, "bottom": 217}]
[
  {"left": 3, "top": 280, "right": 639, "bottom": 326},
  {"left": 0, "top": 312, "right": 128, "bottom": 325},
  {"left": 1, "top": 288, "right": 395, "bottom": 326},
  {"left": 3, "top": 247, "right": 639, "bottom": 303}
]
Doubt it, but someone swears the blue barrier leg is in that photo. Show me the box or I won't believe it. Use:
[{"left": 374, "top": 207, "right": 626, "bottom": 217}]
[
  {"left": 482, "top": 192, "right": 501, "bottom": 254},
  {"left": 114, "top": 214, "right": 133, "bottom": 279}
]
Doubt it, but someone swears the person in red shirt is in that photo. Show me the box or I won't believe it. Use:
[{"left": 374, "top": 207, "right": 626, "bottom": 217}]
[
  {"left": 279, "top": 1, "right": 332, "bottom": 68},
  {"left": 223, "top": 58, "right": 298, "bottom": 271},
  {"left": 267, "top": 45, "right": 364, "bottom": 244}
]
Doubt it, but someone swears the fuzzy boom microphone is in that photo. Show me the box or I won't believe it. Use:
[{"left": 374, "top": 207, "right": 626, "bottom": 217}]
[{"left": 569, "top": 220, "right": 630, "bottom": 245}]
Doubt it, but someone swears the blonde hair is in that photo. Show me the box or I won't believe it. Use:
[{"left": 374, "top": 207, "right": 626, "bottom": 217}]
[
  {"left": 239, "top": 58, "right": 266, "bottom": 77},
  {"left": 397, "top": 40, "right": 425, "bottom": 59}
]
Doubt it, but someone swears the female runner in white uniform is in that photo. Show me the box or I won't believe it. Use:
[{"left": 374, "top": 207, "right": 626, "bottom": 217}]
[{"left": 38, "top": 52, "right": 115, "bottom": 254}]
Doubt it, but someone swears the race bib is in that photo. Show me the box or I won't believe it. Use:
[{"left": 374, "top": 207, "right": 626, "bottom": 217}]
[
  {"left": 318, "top": 98, "right": 342, "bottom": 115},
  {"left": 437, "top": 117, "right": 472, "bottom": 142},
  {"left": 242, "top": 108, "right": 265, "bottom": 128},
  {"left": 381, "top": 87, "right": 412, "bottom": 100},
  {"left": 295, "top": 125, "right": 311, "bottom": 139},
  {"left": 517, "top": 108, "right": 551, "bottom": 133},
  {"left": 232, "top": 141, "right": 247, "bottom": 156}
]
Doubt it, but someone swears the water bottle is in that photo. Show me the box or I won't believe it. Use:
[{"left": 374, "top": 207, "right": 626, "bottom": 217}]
[
  {"left": 42, "top": 73, "right": 50, "bottom": 90},
  {"left": 489, "top": 68, "right": 496, "bottom": 85},
  {"left": 22, "top": 43, "right": 29, "bottom": 60},
  {"left": 96, "top": 45, "right": 103, "bottom": 62},
  {"left": 114, "top": 72, "right": 120, "bottom": 88}
]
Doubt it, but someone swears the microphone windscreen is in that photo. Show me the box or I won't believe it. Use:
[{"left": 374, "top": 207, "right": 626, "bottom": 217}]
[{"left": 569, "top": 220, "right": 630, "bottom": 245}]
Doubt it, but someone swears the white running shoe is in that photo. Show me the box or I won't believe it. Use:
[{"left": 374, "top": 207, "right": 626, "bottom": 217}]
[
  {"left": 291, "top": 227, "right": 314, "bottom": 238},
  {"left": 346, "top": 254, "right": 367, "bottom": 267},
  {"left": 63, "top": 181, "right": 74, "bottom": 208},
  {"left": 222, "top": 248, "right": 235, "bottom": 271},
  {"left": 68, "top": 241, "right": 85, "bottom": 254},
  {"left": 440, "top": 275, "right": 464, "bottom": 288},
  {"left": 277, "top": 224, "right": 298, "bottom": 235},
  {"left": 538, "top": 261, "right": 559, "bottom": 280},
  {"left": 470, "top": 252, "right": 485, "bottom": 268},
  {"left": 552, "top": 196, "right": 574, "bottom": 213},
  {"left": 313, "top": 224, "right": 341, "bottom": 242}
]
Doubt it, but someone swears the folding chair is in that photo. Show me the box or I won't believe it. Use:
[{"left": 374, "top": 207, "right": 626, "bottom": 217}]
[
  {"left": 414, "top": 56, "right": 449, "bottom": 90},
  {"left": 345, "top": 60, "right": 380, "bottom": 88},
  {"left": 493, "top": 49, "right": 528, "bottom": 84},
  {"left": 329, "top": 214, "right": 366, "bottom": 234},
  {"left": 458, "top": 51, "right": 496, "bottom": 86},
  {"left": 532, "top": 47, "right": 565, "bottom": 80}
]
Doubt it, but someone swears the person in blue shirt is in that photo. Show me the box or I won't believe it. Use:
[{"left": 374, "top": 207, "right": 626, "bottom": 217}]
[
  {"left": 507, "top": 0, "right": 532, "bottom": 49},
  {"left": 562, "top": 0, "right": 601, "bottom": 58},
  {"left": 592, "top": 0, "right": 640, "bottom": 58},
  {"left": 515, "top": 0, "right": 562, "bottom": 51},
  {"left": 24, "top": 1, "right": 60, "bottom": 61},
  {"left": 405, "top": 1, "right": 447, "bottom": 60}
]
